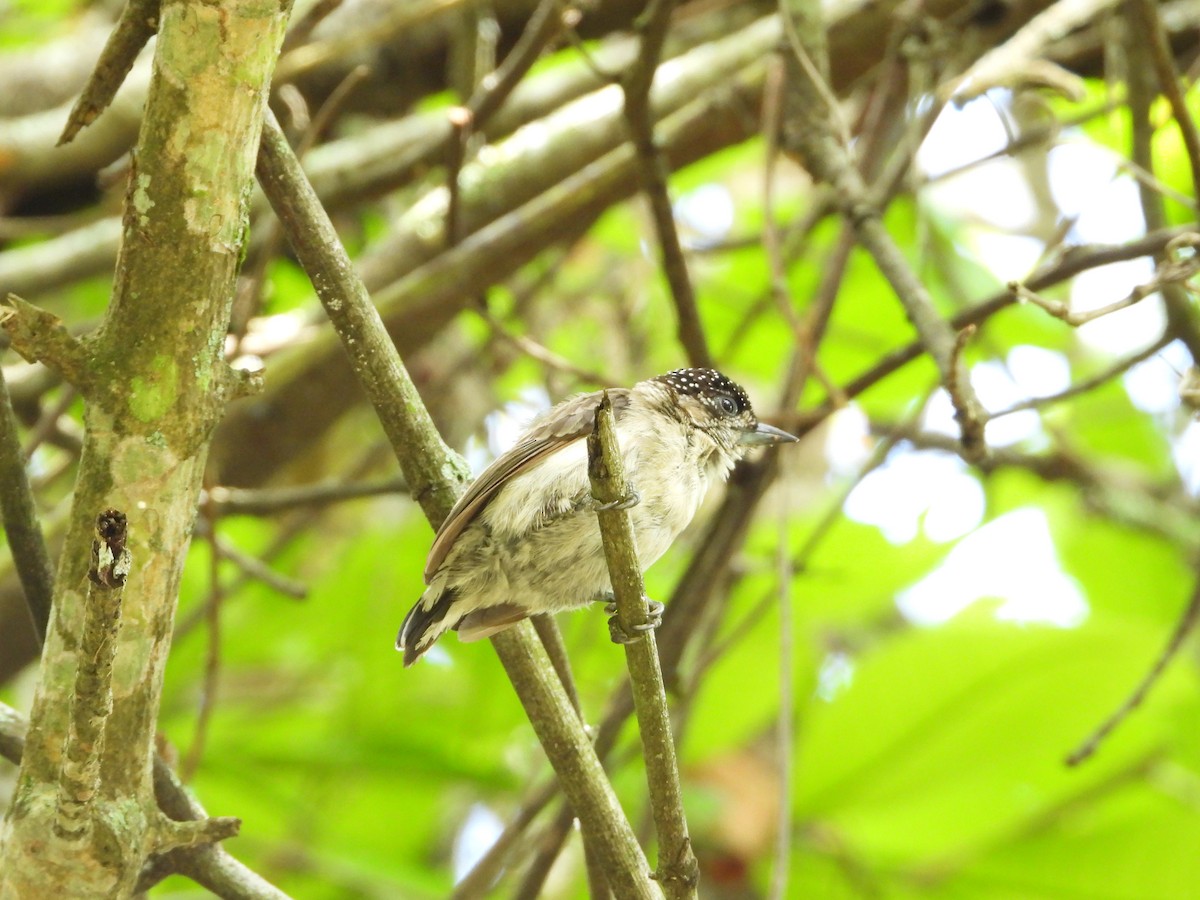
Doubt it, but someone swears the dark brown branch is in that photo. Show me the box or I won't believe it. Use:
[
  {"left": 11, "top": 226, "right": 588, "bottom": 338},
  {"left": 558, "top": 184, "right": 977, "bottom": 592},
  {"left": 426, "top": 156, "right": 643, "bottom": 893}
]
[
  {"left": 1067, "top": 576, "right": 1200, "bottom": 766},
  {"left": 0, "top": 362, "right": 54, "bottom": 644},
  {"left": 621, "top": 0, "right": 711, "bottom": 369}
]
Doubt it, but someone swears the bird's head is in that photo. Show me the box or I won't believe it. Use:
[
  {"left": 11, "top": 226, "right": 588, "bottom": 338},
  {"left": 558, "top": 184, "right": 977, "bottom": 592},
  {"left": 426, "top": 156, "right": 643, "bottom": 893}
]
[{"left": 648, "top": 368, "right": 798, "bottom": 461}]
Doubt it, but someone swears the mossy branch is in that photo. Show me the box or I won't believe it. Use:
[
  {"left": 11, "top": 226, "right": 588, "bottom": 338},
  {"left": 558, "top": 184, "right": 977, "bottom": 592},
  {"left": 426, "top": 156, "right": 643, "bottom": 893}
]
[
  {"left": 54, "top": 509, "right": 129, "bottom": 840},
  {"left": 587, "top": 393, "right": 699, "bottom": 898}
]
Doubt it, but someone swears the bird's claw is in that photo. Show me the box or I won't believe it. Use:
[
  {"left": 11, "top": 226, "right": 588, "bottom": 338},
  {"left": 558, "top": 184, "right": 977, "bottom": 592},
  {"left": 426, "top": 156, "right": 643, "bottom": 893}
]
[
  {"left": 606, "top": 597, "right": 664, "bottom": 644},
  {"left": 592, "top": 487, "right": 641, "bottom": 512}
]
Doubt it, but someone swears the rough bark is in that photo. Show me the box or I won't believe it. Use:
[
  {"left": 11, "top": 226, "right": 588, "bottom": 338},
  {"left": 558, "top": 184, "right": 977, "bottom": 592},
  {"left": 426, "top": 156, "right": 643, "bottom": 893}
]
[{"left": 0, "top": 0, "right": 290, "bottom": 895}]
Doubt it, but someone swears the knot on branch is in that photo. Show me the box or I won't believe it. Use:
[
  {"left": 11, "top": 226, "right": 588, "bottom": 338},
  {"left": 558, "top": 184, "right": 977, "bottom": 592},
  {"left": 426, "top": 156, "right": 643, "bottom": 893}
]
[{"left": 89, "top": 508, "right": 131, "bottom": 589}]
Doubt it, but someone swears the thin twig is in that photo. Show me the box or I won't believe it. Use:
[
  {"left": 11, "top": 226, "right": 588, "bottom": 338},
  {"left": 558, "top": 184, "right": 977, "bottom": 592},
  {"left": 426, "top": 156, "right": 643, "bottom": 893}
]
[
  {"left": 621, "top": 0, "right": 712, "bottom": 369},
  {"left": 1067, "top": 576, "right": 1200, "bottom": 766},
  {"left": 202, "top": 476, "right": 408, "bottom": 517},
  {"left": 589, "top": 394, "right": 699, "bottom": 898},
  {"left": 988, "top": 335, "right": 1171, "bottom": 419},
  {"left": 22, "top": 383, "right": 78, "bottom": 458},
  {"left": 182, "top": 498, "right": 224, "bottom": 782},
  {"left": 0, "top": 362, "right": 54, "bottom": 644},
  {"left": 777, "top": 0, "right": 986, "bottom": 460},
  {"left": 798, "top": 227, "right": 1197, "bottom": 441},
  {"left": 1009, "top": 234, "right": 1200, "bottom": 326},
  {"left": 1129, "top": 0, "right": 1200, "bottom": 207},
  {"left": 451, "top": 776, "right": 558, "bottom": 898},
  {"left": 768, "top": 489, "right": 794, "bottom": 900},
  {"left": 1124, "top": 3, "right": 1200, "bottom": 363},
  {"left": 280, "top": 0, "right": 345, "bottom": 53},
  {"left": 530, "top": 613, "right": 582, "bottom": 714}
]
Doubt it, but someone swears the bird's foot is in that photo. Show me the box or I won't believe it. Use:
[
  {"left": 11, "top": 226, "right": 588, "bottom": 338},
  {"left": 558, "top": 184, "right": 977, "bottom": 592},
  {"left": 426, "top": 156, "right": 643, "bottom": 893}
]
[
  {"left": 592, "top": 486, "right": 641, "bottom": 512},
  {"left": 606, "top": 597, "right": 664, "bottom": 644}
]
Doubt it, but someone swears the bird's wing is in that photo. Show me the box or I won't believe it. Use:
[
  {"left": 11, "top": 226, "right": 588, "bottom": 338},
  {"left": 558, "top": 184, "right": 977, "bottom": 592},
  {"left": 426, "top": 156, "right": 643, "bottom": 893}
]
[{"left": 424, "top": 388, "right": 632, "bottom": 582}]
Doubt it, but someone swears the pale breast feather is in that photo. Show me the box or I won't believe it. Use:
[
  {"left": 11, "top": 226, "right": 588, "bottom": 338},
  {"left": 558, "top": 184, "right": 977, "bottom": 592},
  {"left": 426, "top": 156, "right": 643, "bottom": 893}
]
[{"left": 423, "top": 388, "right": 633, "bottom": 582}]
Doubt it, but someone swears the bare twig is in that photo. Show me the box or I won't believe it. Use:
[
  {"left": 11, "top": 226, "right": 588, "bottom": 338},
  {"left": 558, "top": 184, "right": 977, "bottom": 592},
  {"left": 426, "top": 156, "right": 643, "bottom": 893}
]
[
  {"left": 281, "top": 0, "right": 345, "bottom": 53},
  {"left": 182, "top": 498, "right": 225, "bottom": 782},
  {"left": 944, "top": 0, "right": 1121, "bottom": 103},
  {"left": 451, "top": 776, "right": 558, "bottom": 898},
  {"left": 621, "top": 0, "right": 712, "bottom": 369},
  {"left": 203, "top": 476, "right": 407, "bottom": 516},
  {"left": 589, "top": 394, "right": 699, "bottom": 898},
  {"left": 59, "top": 0, "right": 160, "bottom": 146},
  {"left": 776, "top": 0, "right": 986, "bottom": 460},
  {"left": 768, "top": 493, "right": 794, "bottom": 900},
  {"left": 1, "top": 294, "right": 90, "bottom": 389},
  {"left": 530, "top": 612, "right": 582, "bottom": 714},
  {"left": 1067, "top": 576, "right": 1200, "bottom": 766},
  {"left": 0, "top": 362, "right": 54, "bottom": 644},
  {"left": 1009, "top": 233, "right": 1200, "bottom": 326},
  {"left": 800, "top": 227, "right": 1198, "bottom": 441},
  {"left": 989, "top": 335, "right": 1171, "bottom": 419}
]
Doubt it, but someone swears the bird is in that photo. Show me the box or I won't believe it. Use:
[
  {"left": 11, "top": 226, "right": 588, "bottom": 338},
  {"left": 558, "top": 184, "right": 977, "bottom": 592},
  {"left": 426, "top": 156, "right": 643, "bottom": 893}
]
[{"left": 396, "top": 367, "right": 798, "bottom": 665}]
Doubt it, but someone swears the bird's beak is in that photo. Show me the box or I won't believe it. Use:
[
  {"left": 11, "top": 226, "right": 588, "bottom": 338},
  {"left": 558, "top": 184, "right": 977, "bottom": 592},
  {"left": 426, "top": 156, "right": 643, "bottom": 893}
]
[{"left": 739, "top": 421, "right": 800, "bottom": 446}]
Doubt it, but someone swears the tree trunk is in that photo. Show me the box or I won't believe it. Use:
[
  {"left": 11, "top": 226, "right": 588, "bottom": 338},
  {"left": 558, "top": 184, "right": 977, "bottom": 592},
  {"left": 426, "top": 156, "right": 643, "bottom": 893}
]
[{"left": 0, "top": 0, "right": 290, "bottom": 895}]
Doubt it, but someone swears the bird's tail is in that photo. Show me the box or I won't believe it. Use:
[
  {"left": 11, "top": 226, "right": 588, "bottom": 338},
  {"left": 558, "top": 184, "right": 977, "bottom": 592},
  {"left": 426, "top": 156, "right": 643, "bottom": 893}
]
[{"left": 396, "top": 588, "right": 458, "bottom": 667}]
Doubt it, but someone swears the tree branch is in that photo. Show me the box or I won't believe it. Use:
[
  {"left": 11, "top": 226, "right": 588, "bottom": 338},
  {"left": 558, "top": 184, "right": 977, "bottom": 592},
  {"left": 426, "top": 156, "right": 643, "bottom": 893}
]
[
  {"left": 0, "top": 362, "right": 54, "bottom": 644},
  {"left": 54, "top": 509, "right": 130, "bottom": 840},
  {"left": 59, "top": 0, "right": 160, "bottom": 146},
  {"left": 255, "top": 113, "right": 661, "bottom": 898},
  {"left": 588, "top": 393, "right": 699, "bottom": 897}
]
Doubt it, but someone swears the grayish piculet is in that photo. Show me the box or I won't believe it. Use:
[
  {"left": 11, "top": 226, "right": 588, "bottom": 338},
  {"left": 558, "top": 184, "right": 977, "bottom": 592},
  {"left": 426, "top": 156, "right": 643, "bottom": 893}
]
[{"left": 396, "top": 368, "right": 798, "bottom": 665}]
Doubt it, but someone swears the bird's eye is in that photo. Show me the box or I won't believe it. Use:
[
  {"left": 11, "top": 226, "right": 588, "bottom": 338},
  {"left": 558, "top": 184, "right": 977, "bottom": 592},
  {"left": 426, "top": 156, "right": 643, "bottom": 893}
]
[{"left": 717, "top": 395, "right": 738, "bottom": 415}]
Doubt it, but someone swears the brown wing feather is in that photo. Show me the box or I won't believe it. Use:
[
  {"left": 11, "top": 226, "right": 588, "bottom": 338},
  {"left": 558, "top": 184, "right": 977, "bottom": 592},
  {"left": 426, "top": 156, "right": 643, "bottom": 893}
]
[{"left": 423, "top": 389, "right": 632, "bottom": 582}]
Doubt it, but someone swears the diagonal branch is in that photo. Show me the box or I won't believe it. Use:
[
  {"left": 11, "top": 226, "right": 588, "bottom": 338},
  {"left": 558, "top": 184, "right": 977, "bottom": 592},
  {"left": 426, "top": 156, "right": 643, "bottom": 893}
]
[
  {"left": 777, "top": 0, "right": 986, "bottom": 459},
  {"left": 59, "top": 0, "right": 160, "bottom": 146},
  {"left": 255, "top": 113, "right": 661, "bottom": 899}
]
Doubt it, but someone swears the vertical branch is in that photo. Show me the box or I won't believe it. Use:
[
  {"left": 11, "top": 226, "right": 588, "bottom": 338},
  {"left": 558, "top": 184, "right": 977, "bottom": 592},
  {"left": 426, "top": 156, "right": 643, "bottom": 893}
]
[
  {"left": 1124, "top": 2, "right": 1200, "bottom": 361},
  {"left": 0, "top": 363, "right": 54, "bottom": 644},
  {"left": 621, "top": 0, "right": 712, "bottom": 369},
  {"left": 1, "top": 1, "right": 292, "bottom": 893},
  {"left": 55, "top": 509, "right": 130, "bottom": 839},
  {"left": 588, "top": 394, "right": 699, "bottom": 898}
]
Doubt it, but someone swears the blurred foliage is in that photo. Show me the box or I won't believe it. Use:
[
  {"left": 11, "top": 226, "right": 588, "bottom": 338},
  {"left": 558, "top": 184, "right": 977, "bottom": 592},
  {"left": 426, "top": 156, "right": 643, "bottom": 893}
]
[{"left": 3, "top": 4, "right": 1200, "bottom": 899}]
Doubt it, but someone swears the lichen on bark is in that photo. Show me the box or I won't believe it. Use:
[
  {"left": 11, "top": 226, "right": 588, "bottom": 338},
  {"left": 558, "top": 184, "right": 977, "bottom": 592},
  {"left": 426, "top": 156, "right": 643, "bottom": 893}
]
[{"left": 0, "top": 1, "right": 292, "bottom": 895}]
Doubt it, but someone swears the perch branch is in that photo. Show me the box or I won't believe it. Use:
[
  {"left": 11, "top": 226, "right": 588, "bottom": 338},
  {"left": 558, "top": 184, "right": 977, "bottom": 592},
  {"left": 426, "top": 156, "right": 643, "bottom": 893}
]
[
  {"left": 255, "top": 114, "right": 660, "bottom": 899},
  {"left": 588, "top": 394, "right": 699, "bottom": 898}
]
